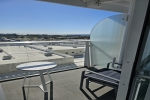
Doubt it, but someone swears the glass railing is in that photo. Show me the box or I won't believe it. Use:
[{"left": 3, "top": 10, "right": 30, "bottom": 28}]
[
  {"left": 90, "top": 14, "right": 127, "bottom": 68},
  {"left": 0, "top": 40, "right": 89, "bottom": 81}
]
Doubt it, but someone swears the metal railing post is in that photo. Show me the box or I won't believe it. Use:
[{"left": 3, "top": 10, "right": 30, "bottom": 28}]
[{"left": 84, "top": 41, "right": 91, "bottom": 67}]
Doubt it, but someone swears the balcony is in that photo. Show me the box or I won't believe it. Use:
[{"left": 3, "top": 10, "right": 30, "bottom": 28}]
[
  {"left": 0, "top": 40, "right": 119, "bottom": 100},
  {"left": 1, "top": 68, "right": 116, "bottom": 100},
  {"left": 0, "top": 41, "right": 116, "bottom": 100},
  {"left": 0, "top": 14, "right": 127, "bottom": 100},
  {"left": 0, "top": 41, "right": 89, "bottom": 81}
]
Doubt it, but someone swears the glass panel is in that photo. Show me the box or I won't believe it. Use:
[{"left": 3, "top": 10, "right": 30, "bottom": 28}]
[
  {"left": 131, "top": 77, "right": 150, "bottom": 100},
  {"left": 0, "top": 41, "right": 86, "bottom": 81},
  {"left": 138, "top": 29, "right": 150, "bottom": 75},
  {"left": 130, "top": 30, "right": 150, "bottom": 100},
  {"left": 129, "top": 9, "right": 150, "bottom": 99},
  {"left": 90, "top": 14, "right": 127, "bottom": 68}
]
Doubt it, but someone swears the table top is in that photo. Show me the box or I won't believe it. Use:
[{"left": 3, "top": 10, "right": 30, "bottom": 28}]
[{"left": 16, "top": 62, "right": 57, "bottom": 71}]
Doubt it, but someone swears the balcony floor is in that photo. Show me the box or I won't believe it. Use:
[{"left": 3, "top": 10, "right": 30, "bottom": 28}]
[{"left": 1, "top": 68, "right": 116, "bottom": 100}]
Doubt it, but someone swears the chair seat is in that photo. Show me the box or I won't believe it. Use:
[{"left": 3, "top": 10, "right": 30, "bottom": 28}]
[{"left": 85, "top": 69, "right": 121, "bottom": 85}]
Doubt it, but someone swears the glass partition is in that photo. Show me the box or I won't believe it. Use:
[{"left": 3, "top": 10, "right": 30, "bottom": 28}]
[
  {"left": 90, "top": 14, "right": 127, "bottom": 68},
  {"left": 0, "top": 41, "right": 86, "bottom": 81}
]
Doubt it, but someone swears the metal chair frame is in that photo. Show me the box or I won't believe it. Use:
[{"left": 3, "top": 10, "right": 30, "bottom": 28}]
[{"left": 80, "top": 62, "right": 122, "bottom": 95}]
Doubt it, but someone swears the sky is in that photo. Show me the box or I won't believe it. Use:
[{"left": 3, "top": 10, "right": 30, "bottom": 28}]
[{"left": 0, "top": 0, "right": 119, "bottom": 35}]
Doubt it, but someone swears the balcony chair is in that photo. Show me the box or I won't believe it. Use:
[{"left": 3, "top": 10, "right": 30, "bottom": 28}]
[{"left": 80, "top": 58, "right": 122, "bottom": 94}]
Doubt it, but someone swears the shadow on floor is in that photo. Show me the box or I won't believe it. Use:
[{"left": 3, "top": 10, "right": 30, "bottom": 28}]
[
  {"left": 80, "top": 86, "right": 116, "bottom": 100},
  {"left": 96, "top": 89, "right": 116, "bottom": 100},
  {"left": 0, "top": 63, "right": 80, "bottom": 82}
]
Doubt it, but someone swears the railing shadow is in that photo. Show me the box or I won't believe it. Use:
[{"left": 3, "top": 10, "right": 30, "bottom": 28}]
[
  {"left": 80, "top": 86, "right": 116, "bottom": 100},
  {"left": 80, "top": 88, "right": 93, "bottom": 100},
  {"left": 97, "top": 89, "right": 116, "bottom": 100}
]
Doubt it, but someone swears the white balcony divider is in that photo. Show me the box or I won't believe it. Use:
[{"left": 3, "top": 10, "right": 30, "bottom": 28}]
[{"left": 90, "top": 14, "right": 127, "bottom": 68}]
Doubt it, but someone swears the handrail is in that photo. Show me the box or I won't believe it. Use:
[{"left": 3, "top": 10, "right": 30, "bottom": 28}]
[
  {"left": 0, "top": 40, "right": 90, "bottom": 45},
  {"left": 137, "top": 75, "right": 150, "bottom": 79},
  {"left": 25, "top": 45, "right": 71, "bottom": 57}
]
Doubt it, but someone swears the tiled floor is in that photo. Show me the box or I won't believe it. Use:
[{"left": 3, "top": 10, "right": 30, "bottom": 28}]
[{"left": 1, "top": 68, "right": 116, "bottom": 100}]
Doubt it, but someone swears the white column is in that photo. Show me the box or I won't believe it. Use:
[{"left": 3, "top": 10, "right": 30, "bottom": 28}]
[{"left": 116, "top": 0, "right": 149, "bottom": 100}]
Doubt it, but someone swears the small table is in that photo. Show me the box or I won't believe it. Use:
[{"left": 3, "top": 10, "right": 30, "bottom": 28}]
[{"left": 17, "top": 62, "right": 57, "bottom": 100}]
